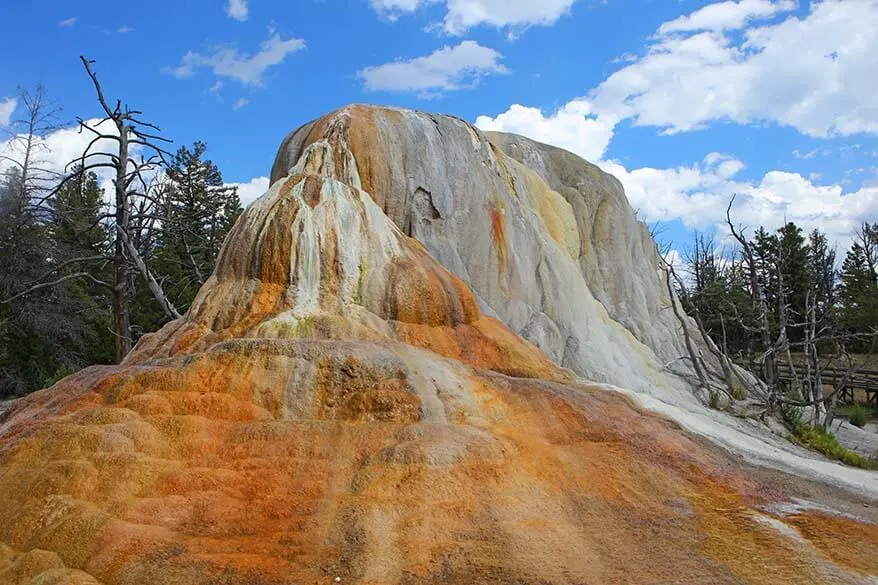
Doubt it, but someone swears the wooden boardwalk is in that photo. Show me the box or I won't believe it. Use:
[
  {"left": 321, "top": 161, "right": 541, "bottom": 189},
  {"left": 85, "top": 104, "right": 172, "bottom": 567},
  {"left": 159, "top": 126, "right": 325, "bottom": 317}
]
[{"left": 775, "top": 362, "right": 878, "bottom": 405}]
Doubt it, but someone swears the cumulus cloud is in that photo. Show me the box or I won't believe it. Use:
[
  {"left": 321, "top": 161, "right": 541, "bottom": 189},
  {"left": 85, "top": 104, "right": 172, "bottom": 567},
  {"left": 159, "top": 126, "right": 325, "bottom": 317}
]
[
  {"left": 475, "top": 101, "right": 616, "bottom": 162},
  {"left": 598, "top": 158, "right": 878, "bottom": 248},
  {"left": 663, "top": 248, "right": 688, "bottom": 275},
  {"left": 232, "top": 97, "right": 249, "bottom": 110},
  {"left": 477, "top": 102, "right": 877, "bottom": 246},
  {"left": 476, "top": 0, "right": 878, "bottom": 246},
  {"left": 658, "top": 0, "right": 796, "bottom": 34},
  {"left": 0, "top": 120, "right": 159, "bottom": 204},
  {"left": 0, "top": 119, "right": 120, "bottom": 178},
  {"left": 589, "top": 0, "right": 878, "bottom": 137},
  {"left": 452, "top": 137, "right": 858, "bottom": 251},
  {"left": 171, "top": 32, "right": 305, "bottom": 87},
  {"left": 228, "top": 176, "right": 270, "bottom": 206},
  {"left": 358, "top": 41, "right": 507, "bottom": 95},
  {"left": 226, "top": 0, "right": 249, "bottom": 21},
  {"left": 371, "top": 0, "right": 576, "bottom": 35},
  {"left": 0, "top": 118, "right": 264, "bottom": 215},
  {"left": 0, "top": 98, "right": 16, "bottom": 126}
]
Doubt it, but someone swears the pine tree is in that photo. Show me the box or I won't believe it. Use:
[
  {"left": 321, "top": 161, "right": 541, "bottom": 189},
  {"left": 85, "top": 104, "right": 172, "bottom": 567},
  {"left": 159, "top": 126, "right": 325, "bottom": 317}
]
[
  {"left": 745, "top": 223, "right": 810, "bottom": 340},
  {"left": 839, "top": 223, "right": 878, "bottom": 346},
  {"left": 776, "top": 222, "right": 810, "bottom": 340},
  {"left": 0, "top": 170, "right": 58, "bottom": 395},
  {"left": 751, "top": 227, "right": 779, "bottom": 327},
  {"left": 51, "top": 169, "right": 107, "bottom": 260},
  {"left": 153, "top": 142, "right": 242, "bottom": 311},
  {"left": 49, "top": 169, "right": 115, "bottom": 365},
  {"left": 806, "top": 228, "right": 836, "bottom": 322}
]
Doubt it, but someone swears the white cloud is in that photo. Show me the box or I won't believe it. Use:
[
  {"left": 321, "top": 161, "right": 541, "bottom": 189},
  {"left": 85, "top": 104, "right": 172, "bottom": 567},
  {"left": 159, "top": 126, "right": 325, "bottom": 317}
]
[
  {"left": 663, "top": 248, "right": 687, "bottom": 274},
  {"left": 226, "top": 0, "right": 249, "bottom": 21},
  {"left": 597, "top": 158, "right": 878, "bottom": 247},
  {"left": 611, "top": 52, "right": 638, "bottom": 64},
  {"left": 117, "top": 25, "right": 133, "bottom": 34},
  {"left": 171, "top": 32, "right": 305, "bottom": 87},
  {"left": 658, "top": 0, "right": 796, "bottom": 34},
  {"left": 703, "top": 152, "right": 746, "bottom": 178},
  {"left": 0, "top": 98, "right": 16, "bottom": 126},
  {"left": 58, "top": 17, "right": 78, "bottom": 27},
  {"left": 0, "top": 121, "right": 264, "bottom": 220},
  {"left": 0, "top": 119, "right": 159, "bottom": 204},
  {"left": 474, "top": 0, "right": 878, "bottom": 247},
  {"left": 228, "top": 176, "right": 270, "bottom": 206},
  {"left": 477, "top": 104, "right": 877, "bottom": 247},
  {"left": 373, "top": 0, "right": 428, "bottom": 13},
  {"left": 1, "top": 119, "right": 119, "bottom": 178},
  {"left": 475, "top": 101, "right": 616, "bottom": 162},
  {"left": 232, "top": 97, "right": 249, "bottom": 110},
  {"left": 792, "top": 148, "right": 820, "bottom": 160},
  {"left": 358, "top": 41, "right": 507, "bottom": 95},
  {"left": 371, "top": 0, "right": 576, "bottom": 34},
  {"left": 588, "top": 0, "right": 878, "bottom": 138}
]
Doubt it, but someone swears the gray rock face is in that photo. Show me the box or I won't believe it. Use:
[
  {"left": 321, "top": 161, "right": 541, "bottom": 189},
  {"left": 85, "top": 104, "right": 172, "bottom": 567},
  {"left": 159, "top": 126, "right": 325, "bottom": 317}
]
[{"left": 270, "top": 105, "right": 716, "bottom": 404}]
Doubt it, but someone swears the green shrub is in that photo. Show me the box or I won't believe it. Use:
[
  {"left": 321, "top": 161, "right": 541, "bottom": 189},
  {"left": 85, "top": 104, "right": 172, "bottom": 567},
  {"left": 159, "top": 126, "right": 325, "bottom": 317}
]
[
  {"left": 790, "top": 424, "right": 871, "bottom": 469},
  {"left": 849, "top": 404, "right": 869, "bottom": 428},
  {"left": 730, "top": 380, "right": 746, "bottom": 401},
  {"left": 780, "top": 390, "right": 872, "bottom": 469},
  {"left": 781, "top": 401, "right": 803, "bottom": 434}
]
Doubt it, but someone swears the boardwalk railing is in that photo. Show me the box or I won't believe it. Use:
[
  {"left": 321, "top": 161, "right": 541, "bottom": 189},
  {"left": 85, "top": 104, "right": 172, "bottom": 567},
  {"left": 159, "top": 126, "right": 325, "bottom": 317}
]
[
  {"left": 774, "top": 362, "right": 878, "bottom": 405},
  {"left": 734, "top": 360, "right": 878, "bottom": 405}
]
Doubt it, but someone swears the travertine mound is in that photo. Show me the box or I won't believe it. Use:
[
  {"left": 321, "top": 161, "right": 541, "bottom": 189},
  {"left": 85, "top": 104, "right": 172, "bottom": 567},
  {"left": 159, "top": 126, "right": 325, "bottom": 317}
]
[
  {"left": 271, "top": 105, "right": 711, "bottom": 403},
  {"left": 0, "top": 106, "right": 876, "bottom": 585}
]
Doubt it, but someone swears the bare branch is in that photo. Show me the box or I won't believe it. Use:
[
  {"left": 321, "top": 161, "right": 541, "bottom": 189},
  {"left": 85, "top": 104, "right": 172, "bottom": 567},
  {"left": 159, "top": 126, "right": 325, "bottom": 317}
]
[
  {"left": 116, "top": 227, "right": 181, "bottom": 320},
  {"left": 23, "top": 255, "right": 109, "bottom": 288},
  {"left": 2, "top": 272, "right": 115, "bottom": 304},
  {"left": 80, "top": 56, "right": 116, "bottom": 119}
]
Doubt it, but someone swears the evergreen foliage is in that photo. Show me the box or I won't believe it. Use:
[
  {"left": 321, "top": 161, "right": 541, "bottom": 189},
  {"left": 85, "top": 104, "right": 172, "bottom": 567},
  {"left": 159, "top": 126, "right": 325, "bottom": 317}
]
[
  {"left": 0, "top": 139, "right": 241, "bottom": 396},
  {"left": 152, "top": 142, "right": 242, "bottom": 313},
  {"left": 839, "top": 222, "right": 878, "bottom": 349}
]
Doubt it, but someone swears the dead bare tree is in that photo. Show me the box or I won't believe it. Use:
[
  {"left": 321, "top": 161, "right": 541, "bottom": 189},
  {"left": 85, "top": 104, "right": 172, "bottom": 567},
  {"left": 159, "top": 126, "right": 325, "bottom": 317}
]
[
  {"left": 726, "top": 195, "right": 780, "bottom": 407},
  {"left": 801, "top": 291, "right": 826, "bottom": 423},
  {"left": 660, "top": 251, "right": 760, "bottom": 407},
  {"left": 0, "top": 85, "right": 62, "bottom": 204},
  {"left": 3, "top": 57, "right": 180, "bottom": 363},
  {"left": 660, "top": 259, "right": 710, "bottom": 393},
  {"left": 76, "top": 56, "right": 181, "bottom": 359}
]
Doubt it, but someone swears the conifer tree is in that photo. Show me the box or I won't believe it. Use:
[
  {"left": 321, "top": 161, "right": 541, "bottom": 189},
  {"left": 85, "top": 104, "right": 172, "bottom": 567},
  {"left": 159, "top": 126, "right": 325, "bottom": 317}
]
[
  {"left": 839, "top": 223, "right": 878, "bottom": 346},
  {"left": 0, "top": 169, "right": 57, "bottom": 395},
  {"left": 154, "top": 142, "right": 242, "bottom": 310},
  {"left": 806, "top": 228, "right": 836, "bottom": 322}
]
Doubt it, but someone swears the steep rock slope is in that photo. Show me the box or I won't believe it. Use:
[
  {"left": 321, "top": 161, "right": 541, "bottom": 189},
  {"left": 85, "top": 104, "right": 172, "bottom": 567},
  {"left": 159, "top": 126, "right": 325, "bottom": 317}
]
[
  {"left": 272, "top": 105, "right": 705, "bottom": 403},
  {"left": 272, "top": 107, "right": 878, "bottom": 490},
  {"left": 0, "top": 108, "right": 876, "bottom": 584}
]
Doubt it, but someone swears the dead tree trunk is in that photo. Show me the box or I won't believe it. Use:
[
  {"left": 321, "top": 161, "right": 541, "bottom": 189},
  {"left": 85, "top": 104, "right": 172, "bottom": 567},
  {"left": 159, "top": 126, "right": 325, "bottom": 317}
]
[
  {"left": 776, "top": 258, "right": 800, "bottom": 401},
  {"left": 661, "top": 259, "right": 710, "bottom": 393},
  {"left": 802, "top": 293, "right": 826, "bottom": 423},
  {"left": 6, "top": 57, "right": 182, "bottom": 362},
  {"left": 113, "top": 111, "right": 133, "bottom": 360},
  {"left": 726, "top": 196, "right": 779, "bottom": 407}
]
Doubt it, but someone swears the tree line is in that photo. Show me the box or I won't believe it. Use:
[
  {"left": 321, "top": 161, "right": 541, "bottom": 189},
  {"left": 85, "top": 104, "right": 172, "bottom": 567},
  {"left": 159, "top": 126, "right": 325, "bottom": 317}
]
[
  {"left": 669, "top": 198, "right": 877, "bottom": 429},
  {"left": 0, "top": 60, "right": 242, "bottom": 397}
]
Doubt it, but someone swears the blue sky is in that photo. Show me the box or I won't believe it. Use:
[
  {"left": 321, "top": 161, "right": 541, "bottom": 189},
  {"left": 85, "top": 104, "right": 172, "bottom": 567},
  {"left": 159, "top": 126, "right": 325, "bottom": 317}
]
[{"left": 1, "top": 0, "right": 877, "bottom": 256}]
